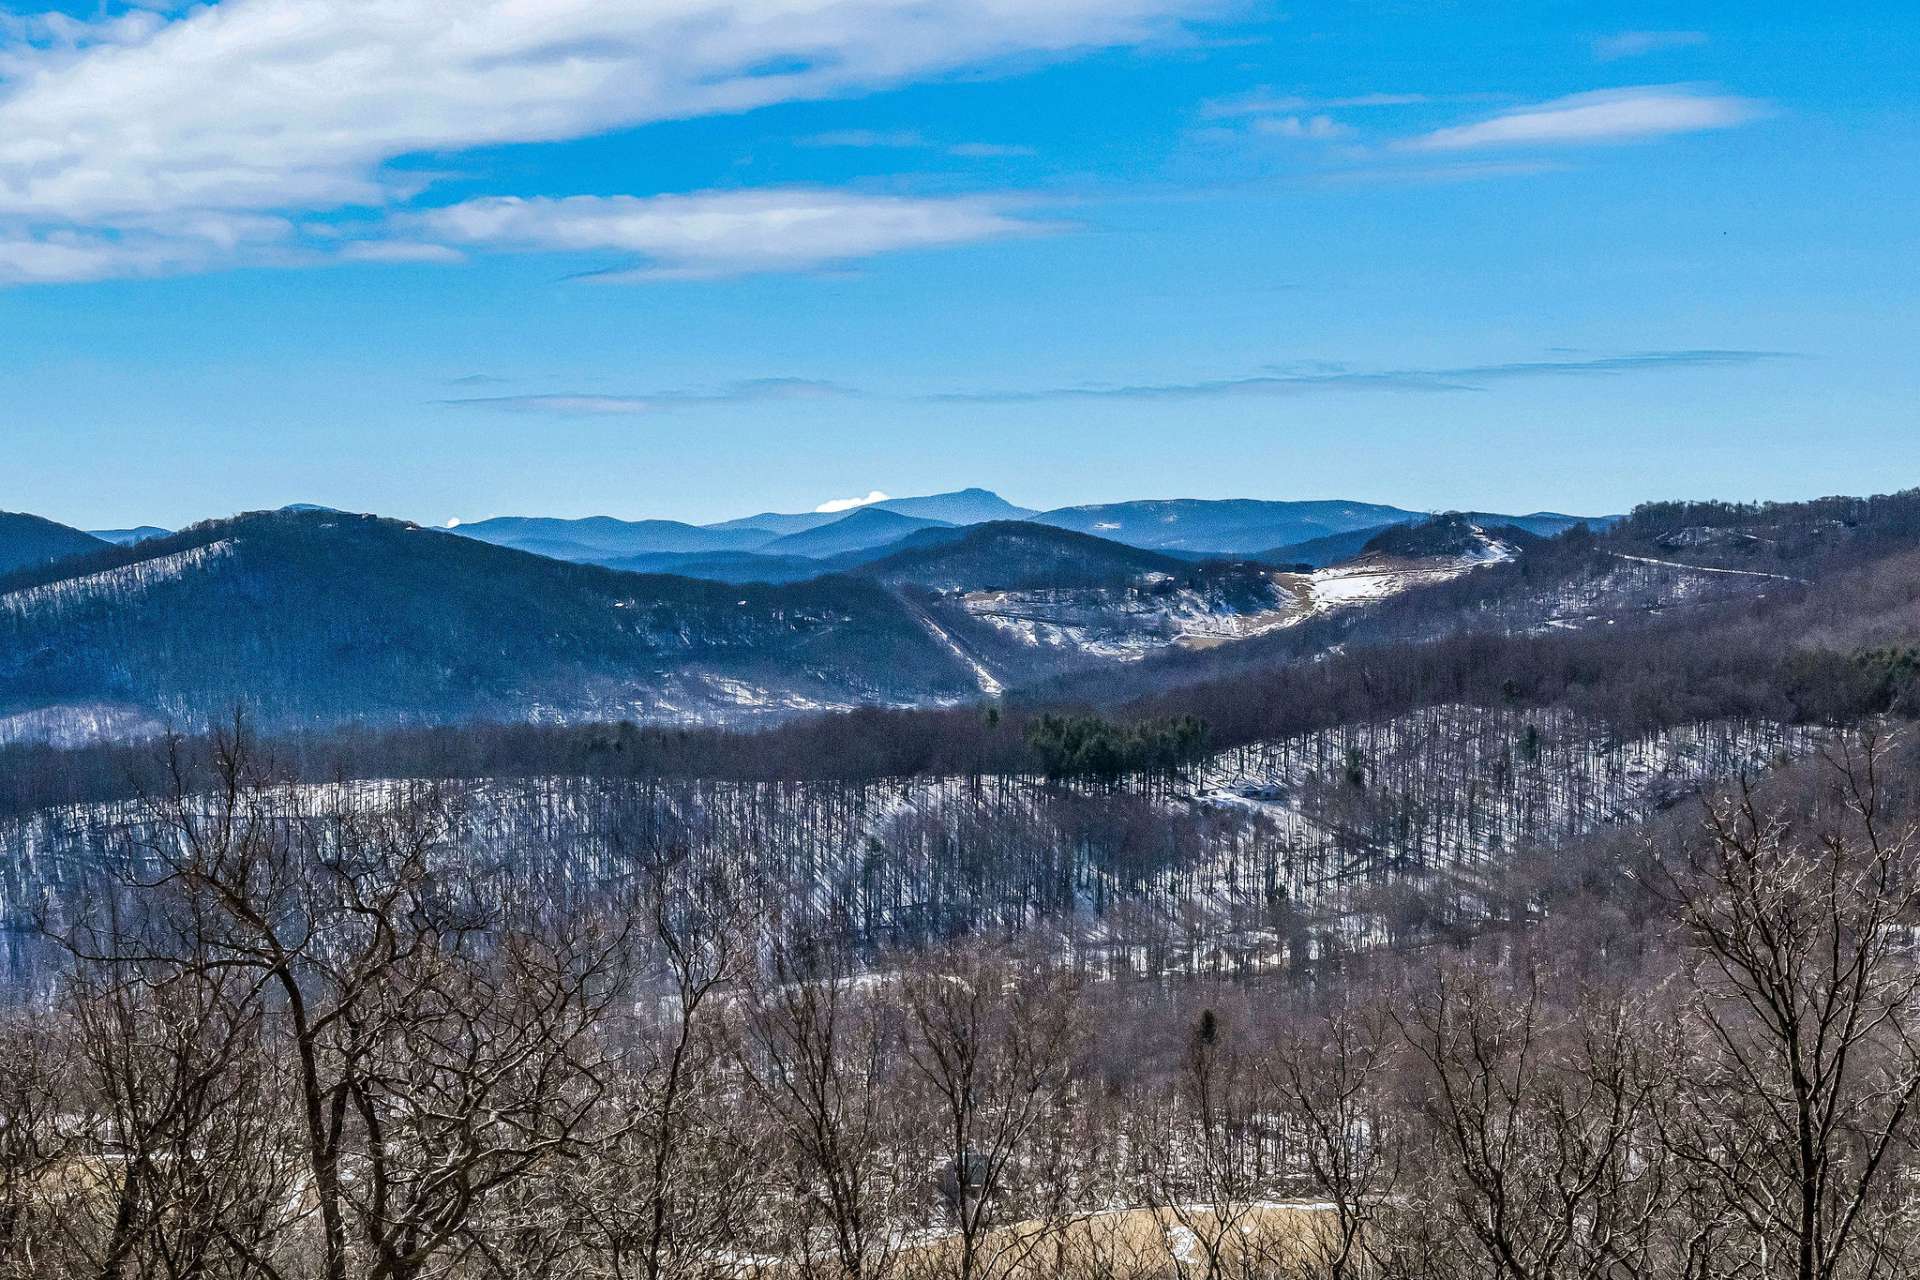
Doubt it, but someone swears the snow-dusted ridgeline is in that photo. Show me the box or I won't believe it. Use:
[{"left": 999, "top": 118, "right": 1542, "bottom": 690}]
[{"left": 0, "top": 540, "right": 235, "bottom": 620}]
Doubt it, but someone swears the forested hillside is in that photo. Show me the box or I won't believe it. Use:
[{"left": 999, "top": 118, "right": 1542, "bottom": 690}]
[
  {"left": 0, "top": 511, "right": 107, "bottom": 575},
  {"left": 0, "top": 508, "right": 1534, "bottom": 739},
  {"left": 0, "top": 508, "right": 980, "bottom": 731},
  {"left": 0, "top": 704, "right": 1809, "bottom": 983},
  {"left": 2, "top": 490, "right": 1919, "bottom": 1280}
]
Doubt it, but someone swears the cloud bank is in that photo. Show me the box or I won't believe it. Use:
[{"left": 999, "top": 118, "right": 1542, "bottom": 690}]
[{"left": 0, "top": 0, "right": 1200, "bottom": 282}]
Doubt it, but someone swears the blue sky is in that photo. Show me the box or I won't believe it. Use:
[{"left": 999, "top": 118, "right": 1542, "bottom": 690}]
[{"left": 1, "top": 1, "right": 1915, "bottom": 530}]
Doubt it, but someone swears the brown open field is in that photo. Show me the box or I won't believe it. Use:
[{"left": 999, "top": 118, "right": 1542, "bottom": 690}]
[{"left": 888, "top": 1202, "right": 1341, "bottom": 1280}]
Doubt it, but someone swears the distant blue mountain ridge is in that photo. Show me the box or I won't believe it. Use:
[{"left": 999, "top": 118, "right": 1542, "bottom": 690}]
[
  {"left": 443, "top": 488, "right": 1612, "bottom": 578},
  {"left": 27, "top": 493, "right": 1613, "bottom": 591}
]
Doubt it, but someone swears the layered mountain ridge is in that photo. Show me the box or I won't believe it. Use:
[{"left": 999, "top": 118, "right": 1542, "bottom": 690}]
[
  {"left": 0, "top": 504, "right": 1544, "bottom": 742},
  {"left": 442, "top": 487, "right": 1608, "bottom": 581},
  {"left": 21, "top": 486, "right": 1851, "bottom": 750}
]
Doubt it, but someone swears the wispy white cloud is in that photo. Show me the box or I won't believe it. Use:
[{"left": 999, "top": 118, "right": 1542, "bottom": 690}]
[
  {"left": 1250, "top": 114, "right": 1351, "bottom": 140},
  {"left": 447, "top": 349, "right": 1790, "bottom": 415},
  {"left": 414, "top": 189, "right": 1053, "bottom": 280},
  {"left": 338, "top": 241, "right": 466, "bottom": 265},
  {"left": 1593, "top": 30, "right": 1709, "bottom": 61},
  {"left": 1409, "top": 86, "right": 1760, "bottom": 151},
  {"left": 0, "top": 7, "right": 169, "bottom": 65},
  {"left": 1192, "top": 87, "right": 1445, "bottom": 152},
  {"left": 0, "top": 212, "right": 296, "bottom": 284},
  {"left": 945, "top": 141, "right": 1039, "bottom": 158},
  {"left": 440, "top": 377, "right": 852, "bottom": 415},
  {"left": 815, "top": 490, "right": 891, "bottom": 513},
  {"left": 796, "top": 130, "right": 931, "bottom": 149},
  {"left": 444, "top": 395, "right": 667, "bottom": 416},
  {"left": 0, "top": 0, "right": 1198, "bottom": 282},
  {"left": 0, "top": 233, "right": 190, "bottom": 285},
  {"left": 1200, "top": 89, "right": 1432, "bottom": 119},
  {"left": 1315, "top": 160, "right": 1572, "bottom": 186},
  {"left": 796, "top": 131, "right": 1036, "bottom": 158}
]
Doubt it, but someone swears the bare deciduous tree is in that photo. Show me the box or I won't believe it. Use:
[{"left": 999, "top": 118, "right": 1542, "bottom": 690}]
[
  {"left": 1394, "top": 960, "right": 1662, "bottom": 1280},
  {"left": 1136, "top": 1007, "right": 1281, "bottom": 1280},
  {"left": 570, "top": 844, "right": 765, "bottom": 1280},
  {"left": 737, "top": 928, "right": 912, "bottom": 1280},
  {"left": 899, "top": 941, "right": 1082, "bottom": 1280},
  {"left": 59, "top": 725, "right": 633, "bottom": 1280},
  {"left": 1652, "top": 731, "right": 1920, "bottom": 1280},
  {"left": 1265, "top": 997, "right": 1404, "bottom": 1280}
]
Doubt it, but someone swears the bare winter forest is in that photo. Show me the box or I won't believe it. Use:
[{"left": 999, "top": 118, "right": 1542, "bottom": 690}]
[
  {"left": 2, "top": 492, "right": 1920, "bottom": 1279},
  {"left": 2, "top": 724, "right": 1919, "bottom": 1280}
]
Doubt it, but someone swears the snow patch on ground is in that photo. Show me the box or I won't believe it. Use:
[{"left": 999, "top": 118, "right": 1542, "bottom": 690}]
[
  {"left": 1304, "top": 541, "right": 1515, "bottom": 614},
  {"left": 907, "top": 600, "right": 1006, "bottom": 696},
  {"left": 963, "top": 574, "right": 1309, "bottom": 661},
  {"left": 0, "top": 703, "right": 167, "bottom": 749}
]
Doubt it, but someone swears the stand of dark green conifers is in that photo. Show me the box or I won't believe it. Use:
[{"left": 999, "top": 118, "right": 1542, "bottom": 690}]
[{"left": 1021, "top": 712, "right": 1211, "bottom": 784}]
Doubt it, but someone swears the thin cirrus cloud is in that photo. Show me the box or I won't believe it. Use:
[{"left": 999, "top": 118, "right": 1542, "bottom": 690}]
[
  {"left": 1251, "top": 114, "right": 1351, "bottom": 140},
  {"left": 409, "top": 189, "right": 1053, "bottom": 281},
  {"left": 337, "top": 242, "right": 467, "bottom": 265},
  {"left": 1409, "top": 85, "right": 1761, "bottom": 150},
  {"left": 796, "top": 130, "right": 933, "bottom": 149},
  {"left": 1194, "top": 88, "right": 1429, "bottom": 146},
  {"left": 932, "top": 349, "right": 1792, "bottom": 403},
  {"left": 1315, "top": 160, "right": 1574, "bottom": 187},
  {"left": 1593, "top": 31, "right": 1709, "bottom": 61},
  {"left": 443, "top": 350, "right": 1792, "bottom": 414},
  {"left": 440, "top": 378, "right": 853, "bottom": 416},
  {"left": 1199, "top": 89, "right": 1434, "bottom": 119},
  {"left": 795, "top": 131, "right": 1036, "bottom": 157},
  {"left": 946, "top": 142, "right": 1040, "bottom": 158},
  {"left": 0, "top": 0, "right": 1202, "bottom": 283}
]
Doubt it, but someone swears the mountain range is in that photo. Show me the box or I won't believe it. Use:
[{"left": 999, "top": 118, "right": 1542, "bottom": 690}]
[
  {"left": 0, "top": 489, "right": 1658, "bottom": 745},
  {"left": 0, "top": 498, "right": 1560, "bottom": 741},
  {"left": 62, "top": 487, "right": 1608, "bottom": 578},
  {"left": 0, "top": 510, "right": 981, "bottom": 736},
  {"left": 439, "top": 488, "right": 1607, "bottom": 581}
]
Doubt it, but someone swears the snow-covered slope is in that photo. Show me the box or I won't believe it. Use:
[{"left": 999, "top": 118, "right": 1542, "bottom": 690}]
[
  {"left": 914, "top": 527, "right": 1520, "bottom": 687},
  {"left": 1301, "top": 528, "right": 1516, "bottom": 611},
  {"left": 0, "top": 706, "right": 1813, "bottom": 981},
  {"left": 0, "top": 539, "right": 236, "bottom": 621}
]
